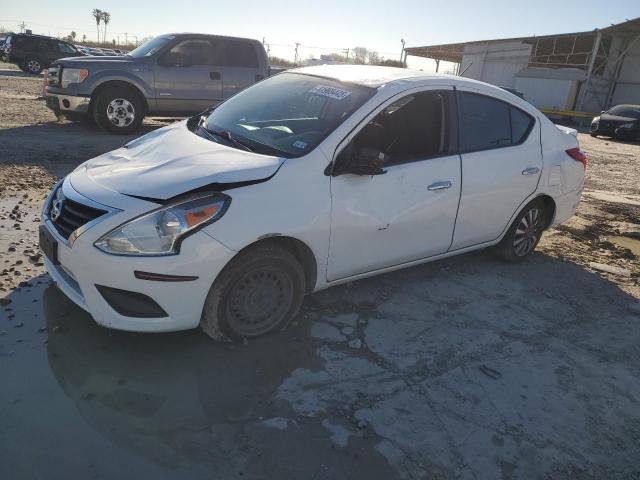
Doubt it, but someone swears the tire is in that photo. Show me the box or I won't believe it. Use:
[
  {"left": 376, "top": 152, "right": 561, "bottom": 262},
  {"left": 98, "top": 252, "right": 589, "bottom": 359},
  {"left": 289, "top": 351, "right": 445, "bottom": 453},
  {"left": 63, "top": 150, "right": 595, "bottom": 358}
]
[
  {"left": 92, "top": 86, "right": 144, "bottom": 134},
  {"left": 24, "top": 58, "right": 42, "bottom": 74},
  {"left": 495, "top": 199, "right": 547, "bottom": 263},
  {"left": 590, "top": 132, "right": 598, "bottom": 138},
  {"left": 200, "top": 244, "right": 306, "bottom": 342}
]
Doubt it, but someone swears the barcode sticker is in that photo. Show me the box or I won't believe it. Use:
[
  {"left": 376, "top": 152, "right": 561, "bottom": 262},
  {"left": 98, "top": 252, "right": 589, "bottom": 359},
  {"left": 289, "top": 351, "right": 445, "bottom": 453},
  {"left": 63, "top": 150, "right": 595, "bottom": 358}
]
[{"left": 308, "top": 85, "right": 352, "bottom": 100}]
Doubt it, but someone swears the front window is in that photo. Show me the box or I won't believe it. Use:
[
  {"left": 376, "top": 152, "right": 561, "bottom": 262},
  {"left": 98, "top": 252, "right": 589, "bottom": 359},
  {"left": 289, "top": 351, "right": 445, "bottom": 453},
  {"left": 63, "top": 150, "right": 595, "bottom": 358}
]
[
  {"left": 201, "top": 73, "right": 375, "bottom": 157},
  {"left": 129, "top": 35, "right": 174, "bottom": 58}
]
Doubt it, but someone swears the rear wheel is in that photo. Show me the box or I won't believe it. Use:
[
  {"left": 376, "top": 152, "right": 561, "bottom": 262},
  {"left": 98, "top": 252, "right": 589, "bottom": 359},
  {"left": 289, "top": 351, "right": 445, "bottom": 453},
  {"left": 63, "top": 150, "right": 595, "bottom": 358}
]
[
  {"left": 92, "top": 86, "right": 144, "bottom": 134},
  {"left": 24, "top": 58, "right": 42, "bottom": 74},
  {"left": 200, "top": 244, "right": 305, "bottom": 342},
  {"left": 495, "top": 200, "right": 546, "bottom": 263}
]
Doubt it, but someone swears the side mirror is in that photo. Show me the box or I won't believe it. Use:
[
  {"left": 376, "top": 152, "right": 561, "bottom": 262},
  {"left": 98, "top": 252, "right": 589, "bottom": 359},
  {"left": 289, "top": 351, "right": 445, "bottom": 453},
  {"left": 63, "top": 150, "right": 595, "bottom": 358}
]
[
  {"left": 332, "top": 143, "right": 387, "bottom": 177},
  {"left": 160, "top": 51, "right": 192, "bottom": 67}
]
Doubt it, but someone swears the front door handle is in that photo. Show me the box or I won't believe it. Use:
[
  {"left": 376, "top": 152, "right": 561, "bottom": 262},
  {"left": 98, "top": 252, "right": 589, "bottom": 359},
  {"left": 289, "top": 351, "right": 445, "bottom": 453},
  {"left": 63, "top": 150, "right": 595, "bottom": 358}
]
[
  {"left": 522, "top": 167, "right": 540, "bottom": 175},
  {"left": 427, "top": 181, "right": 452, "bottom": 191},
  {"left": 210, "top": 71, "right": 221, "bottom": 80}
]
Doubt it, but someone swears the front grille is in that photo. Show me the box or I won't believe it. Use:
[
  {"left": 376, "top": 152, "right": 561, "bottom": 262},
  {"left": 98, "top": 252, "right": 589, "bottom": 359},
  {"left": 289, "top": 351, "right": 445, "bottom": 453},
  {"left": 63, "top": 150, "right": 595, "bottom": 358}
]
[{"left": 49, "top": 192, "right": 107, "bottom": 239}]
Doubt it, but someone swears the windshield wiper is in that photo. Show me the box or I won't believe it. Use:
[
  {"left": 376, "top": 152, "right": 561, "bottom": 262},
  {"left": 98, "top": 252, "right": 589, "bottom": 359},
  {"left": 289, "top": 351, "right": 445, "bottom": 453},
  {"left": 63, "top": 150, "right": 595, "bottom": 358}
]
[{"left": 197, "top": 116, "right": 254, "bottom": 152}]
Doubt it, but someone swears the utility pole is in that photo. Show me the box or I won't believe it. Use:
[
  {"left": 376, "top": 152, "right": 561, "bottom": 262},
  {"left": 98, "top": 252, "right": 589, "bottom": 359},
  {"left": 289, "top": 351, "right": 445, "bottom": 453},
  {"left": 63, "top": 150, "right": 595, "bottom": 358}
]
[
  {"left": 400, "top": 38, "right": 405, "bottom": 64},
  {"left": 343, "top": 48, "right": 349, "bottom": 61},
  {"left": 294, "top": 42, "right": 300, "bottom": 65},
  {"left": 124, "top": 32, "right": 128, "bottom": 47},
  {"left": 18, "top": 21, "right": 26, "bottom": 33}
]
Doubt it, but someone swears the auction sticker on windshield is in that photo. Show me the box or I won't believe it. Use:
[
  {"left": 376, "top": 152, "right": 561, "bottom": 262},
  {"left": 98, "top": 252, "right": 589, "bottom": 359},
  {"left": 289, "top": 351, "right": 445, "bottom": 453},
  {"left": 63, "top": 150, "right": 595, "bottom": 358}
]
[{"left": 309, "top": 85, "right": 352, "bottom": 100}]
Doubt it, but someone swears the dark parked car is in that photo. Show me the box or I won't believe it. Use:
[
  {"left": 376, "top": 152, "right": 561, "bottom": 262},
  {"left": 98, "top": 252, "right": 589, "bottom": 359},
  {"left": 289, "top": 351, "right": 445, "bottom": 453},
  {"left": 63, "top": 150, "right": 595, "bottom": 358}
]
[
  {"left": 45, "top": 33, "right": 270, "bottom": 133},
  {"left": 590, "top": 104, "right": 640, "bottom": 141},
  {"left": 4, "top": 33, "right": 82, "bottom": 74}
]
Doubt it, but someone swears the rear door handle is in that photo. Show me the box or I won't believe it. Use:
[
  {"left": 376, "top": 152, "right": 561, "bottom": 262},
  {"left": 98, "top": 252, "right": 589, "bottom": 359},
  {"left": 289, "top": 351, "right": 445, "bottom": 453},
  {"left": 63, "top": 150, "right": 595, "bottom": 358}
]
[
  {"left": 522, "top": 167, "right": 540, "bottom": 175},
  {"left": 427, "top": 181, "right": 452, "bottom": 191},
  {"left": 210, "top": 71, "right": 221, "bottom": 80}
]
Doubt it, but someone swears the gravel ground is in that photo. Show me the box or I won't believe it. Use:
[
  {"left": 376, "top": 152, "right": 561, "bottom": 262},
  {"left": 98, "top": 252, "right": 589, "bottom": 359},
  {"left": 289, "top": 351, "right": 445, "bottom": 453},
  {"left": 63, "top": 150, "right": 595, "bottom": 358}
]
[{"left": 1, "top": 64, "right": 639, "bottom": 480}]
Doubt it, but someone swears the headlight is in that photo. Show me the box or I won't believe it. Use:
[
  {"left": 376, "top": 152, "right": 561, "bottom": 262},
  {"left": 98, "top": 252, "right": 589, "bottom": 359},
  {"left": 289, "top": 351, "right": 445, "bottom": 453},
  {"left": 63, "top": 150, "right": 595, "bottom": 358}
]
[
  {"left": 94, "top": 194, "right": 230, "bottom": 256},
  {"left": 61, "top": 68, "right": 89, "bottom": 87}
]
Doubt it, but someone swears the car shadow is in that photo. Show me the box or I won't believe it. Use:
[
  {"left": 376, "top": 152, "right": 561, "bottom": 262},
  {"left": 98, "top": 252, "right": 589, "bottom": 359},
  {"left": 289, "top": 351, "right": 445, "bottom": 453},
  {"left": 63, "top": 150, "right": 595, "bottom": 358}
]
[{"left": 1, "top": 249, "right": 639, "bottom": 478}]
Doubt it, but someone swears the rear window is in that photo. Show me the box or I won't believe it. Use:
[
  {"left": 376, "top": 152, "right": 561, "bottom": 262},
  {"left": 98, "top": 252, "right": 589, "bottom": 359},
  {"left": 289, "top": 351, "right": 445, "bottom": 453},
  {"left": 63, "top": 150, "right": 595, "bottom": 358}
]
[
  {"left": 459, "top": 92, "right": 534, "bottom": 153},
  {"left": 224, "top": 40, "right": 259, "bottom": 68}
]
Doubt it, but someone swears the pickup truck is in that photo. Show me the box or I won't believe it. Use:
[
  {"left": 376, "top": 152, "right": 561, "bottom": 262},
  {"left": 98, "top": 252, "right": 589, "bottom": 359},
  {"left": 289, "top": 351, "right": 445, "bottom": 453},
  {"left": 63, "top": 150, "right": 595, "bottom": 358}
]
[{"left": 45, "top": 33, "right": 270, "bottom": 133}]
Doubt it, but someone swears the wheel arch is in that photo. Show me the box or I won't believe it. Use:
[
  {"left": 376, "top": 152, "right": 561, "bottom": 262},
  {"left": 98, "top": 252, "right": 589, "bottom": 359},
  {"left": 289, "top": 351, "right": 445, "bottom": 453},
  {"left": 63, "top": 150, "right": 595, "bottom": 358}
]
[
  {"left": 236, "top": 235, "right": 318, "bottom": 294},
  {"left": 89, "top": 80, "right": 148, "bottom": 115},
  {"left": 535, "top": 194, "right": 556, "bottom": 229}
]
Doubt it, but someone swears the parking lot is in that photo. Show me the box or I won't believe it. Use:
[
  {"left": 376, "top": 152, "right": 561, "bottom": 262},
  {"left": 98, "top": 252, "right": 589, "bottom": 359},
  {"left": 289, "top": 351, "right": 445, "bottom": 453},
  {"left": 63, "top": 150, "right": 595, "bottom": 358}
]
[{"left": 1, "top": 64, "right": 639, "bottom": 479}]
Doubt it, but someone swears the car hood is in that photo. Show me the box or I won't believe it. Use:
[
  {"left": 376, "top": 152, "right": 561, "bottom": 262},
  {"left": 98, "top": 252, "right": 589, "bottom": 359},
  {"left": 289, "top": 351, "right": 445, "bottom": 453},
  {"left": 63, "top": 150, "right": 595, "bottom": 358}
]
[
  {"left": 72, "top": 121, "right": 285, "bottom": 200},
  {"left": 55, "top": 55, "right": 138, "bottom": 66},
  {"left": 599, "top": 113, "right": 638, "bottom": 124}
]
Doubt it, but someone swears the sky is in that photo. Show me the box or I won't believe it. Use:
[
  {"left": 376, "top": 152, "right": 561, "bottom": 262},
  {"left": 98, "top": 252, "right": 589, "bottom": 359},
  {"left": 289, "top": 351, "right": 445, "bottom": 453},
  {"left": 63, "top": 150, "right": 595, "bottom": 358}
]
[{"left": 1, "top": 0, "right": 639, "bottom": 71}]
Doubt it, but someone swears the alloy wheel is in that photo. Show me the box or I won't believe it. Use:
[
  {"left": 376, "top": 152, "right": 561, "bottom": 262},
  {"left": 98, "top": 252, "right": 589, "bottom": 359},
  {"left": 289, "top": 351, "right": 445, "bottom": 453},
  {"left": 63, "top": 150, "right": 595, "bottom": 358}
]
[
  {"left": 513, "top": 207, "right": 541, "bottom": 256},
  {"left": 106, "top": 98, "right": 136, "bottom": 128},
  {"left": 27, "top": 60, "right": 41, "bottom": 74}
]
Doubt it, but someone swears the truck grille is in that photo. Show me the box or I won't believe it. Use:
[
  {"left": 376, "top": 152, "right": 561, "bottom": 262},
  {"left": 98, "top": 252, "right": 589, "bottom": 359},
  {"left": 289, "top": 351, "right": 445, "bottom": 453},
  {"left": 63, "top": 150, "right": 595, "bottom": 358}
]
[{"left": 49, "top": 190, "right": 107, "bottom": 239}]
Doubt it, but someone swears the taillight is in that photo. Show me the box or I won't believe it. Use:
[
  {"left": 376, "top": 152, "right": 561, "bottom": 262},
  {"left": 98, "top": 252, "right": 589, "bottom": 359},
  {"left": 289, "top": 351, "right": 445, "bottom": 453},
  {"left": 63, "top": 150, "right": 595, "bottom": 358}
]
[{"left": 566, "top": 148, "right": 587, "bottom": 169}]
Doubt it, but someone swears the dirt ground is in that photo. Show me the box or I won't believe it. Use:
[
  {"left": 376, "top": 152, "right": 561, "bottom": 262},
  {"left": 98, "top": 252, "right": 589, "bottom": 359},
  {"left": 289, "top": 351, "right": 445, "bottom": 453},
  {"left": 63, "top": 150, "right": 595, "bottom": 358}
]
[{"left": 1, "top": 64, "right": 639, "bottom": 480}]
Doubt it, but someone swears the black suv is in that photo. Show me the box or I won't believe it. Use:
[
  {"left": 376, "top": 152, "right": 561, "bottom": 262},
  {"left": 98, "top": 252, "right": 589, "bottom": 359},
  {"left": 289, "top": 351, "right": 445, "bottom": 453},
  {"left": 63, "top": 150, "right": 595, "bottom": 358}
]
[{"left": 4, "top": 33, "right": 82, "bottom": 74}]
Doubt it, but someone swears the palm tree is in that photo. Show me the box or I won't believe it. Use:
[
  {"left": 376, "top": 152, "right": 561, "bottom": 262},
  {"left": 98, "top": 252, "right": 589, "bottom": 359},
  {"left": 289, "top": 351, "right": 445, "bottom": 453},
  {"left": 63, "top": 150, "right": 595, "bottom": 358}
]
[
  {"left": 91, "top": 9, "right": 102, "bottom": 43},
  {"left": 101, "top": 11, "right": 111, "bottom": 44}
]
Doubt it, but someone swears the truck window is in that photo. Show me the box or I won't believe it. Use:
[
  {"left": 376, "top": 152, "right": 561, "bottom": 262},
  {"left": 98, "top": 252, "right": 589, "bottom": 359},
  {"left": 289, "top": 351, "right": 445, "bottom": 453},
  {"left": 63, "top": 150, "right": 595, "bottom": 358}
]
[
  {"left": 224, "top": 40, "right": 259, "bottom": 68},
  {"left": 163, "top": 39, "right": 223, "bottom": 66}
]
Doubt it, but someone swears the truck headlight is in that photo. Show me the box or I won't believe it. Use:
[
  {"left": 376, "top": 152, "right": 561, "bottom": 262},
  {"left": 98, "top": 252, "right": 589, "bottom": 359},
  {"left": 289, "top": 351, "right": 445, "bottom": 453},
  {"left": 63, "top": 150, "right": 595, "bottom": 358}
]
[
  {"left": 61, "top": 68, "right": 89, "bottom": 87},
  {"left": 94, "top": 194, "right": 230, "bottom": 256}
]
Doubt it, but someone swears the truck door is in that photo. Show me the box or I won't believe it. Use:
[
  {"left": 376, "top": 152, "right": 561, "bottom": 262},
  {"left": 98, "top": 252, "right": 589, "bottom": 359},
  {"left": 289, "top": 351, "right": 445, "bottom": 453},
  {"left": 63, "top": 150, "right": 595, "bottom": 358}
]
[
  {"left": 154, "top": 38, "right": 223, "bottom": 114},
  {"left": 221, "top": 39, "right": 264, "bottom": 100}
]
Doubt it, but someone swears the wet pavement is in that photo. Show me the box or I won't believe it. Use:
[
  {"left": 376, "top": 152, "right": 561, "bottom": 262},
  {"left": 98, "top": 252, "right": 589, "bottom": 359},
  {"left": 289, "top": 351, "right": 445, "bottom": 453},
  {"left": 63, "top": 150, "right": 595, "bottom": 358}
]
[{"left": 2, "top": 221, "right": 640, "bottom": 479}]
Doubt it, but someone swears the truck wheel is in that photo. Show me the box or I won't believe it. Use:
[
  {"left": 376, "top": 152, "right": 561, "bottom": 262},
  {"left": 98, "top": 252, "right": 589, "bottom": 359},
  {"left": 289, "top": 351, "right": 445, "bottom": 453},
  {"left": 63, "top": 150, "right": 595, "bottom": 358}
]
[
  {"left": 93, "top": 86, "right": 144, "bottom": 134},
  {"left": 200, "top": 244, "right": 306, "bottom": 342},
  {"left": 24, "top": 58, "right": 43, "bottom": 74}
]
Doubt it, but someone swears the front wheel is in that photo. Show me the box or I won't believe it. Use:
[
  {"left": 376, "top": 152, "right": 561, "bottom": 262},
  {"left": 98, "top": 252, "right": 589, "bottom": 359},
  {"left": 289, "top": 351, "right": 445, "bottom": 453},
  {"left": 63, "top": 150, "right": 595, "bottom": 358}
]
[
  {"left": 200, "top": 244, "right": 306, "bottom": 342},
  {"left": 92, "top": 86, "right": 144, "bottom": 134},
  {"left": 495, "top": 200, "right": 546, "bottom": 263}
]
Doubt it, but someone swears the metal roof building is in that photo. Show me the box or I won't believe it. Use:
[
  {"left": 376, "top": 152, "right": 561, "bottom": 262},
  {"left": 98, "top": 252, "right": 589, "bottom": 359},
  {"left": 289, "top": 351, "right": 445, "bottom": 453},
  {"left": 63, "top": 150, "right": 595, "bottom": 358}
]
[{"left": 405, "top": 18, "right": 640, "bottom": 115}]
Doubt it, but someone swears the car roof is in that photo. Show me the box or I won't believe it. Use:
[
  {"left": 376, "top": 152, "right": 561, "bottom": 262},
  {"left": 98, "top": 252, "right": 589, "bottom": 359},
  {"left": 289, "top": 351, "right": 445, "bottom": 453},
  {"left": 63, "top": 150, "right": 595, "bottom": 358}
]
[
  {"left": 163, "top": 33, "right": 261, "bottom": 44},
  {"left": 291, "top": 64, "right": 460, "bottom": 88}
]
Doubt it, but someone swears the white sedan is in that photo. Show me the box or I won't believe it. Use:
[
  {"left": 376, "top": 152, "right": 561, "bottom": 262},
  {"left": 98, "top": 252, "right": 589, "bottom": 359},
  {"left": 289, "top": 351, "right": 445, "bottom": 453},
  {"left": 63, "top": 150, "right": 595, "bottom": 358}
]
[{"left": 39, "top": 65, "right": 586, "bottom": 341}]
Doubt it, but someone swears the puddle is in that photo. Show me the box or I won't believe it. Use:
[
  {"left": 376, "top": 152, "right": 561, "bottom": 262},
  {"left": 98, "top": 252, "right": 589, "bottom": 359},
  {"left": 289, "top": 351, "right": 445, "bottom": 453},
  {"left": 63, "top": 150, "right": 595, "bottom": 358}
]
[{"left": 609, "top": 235, "right": 640, "bottom": 257}]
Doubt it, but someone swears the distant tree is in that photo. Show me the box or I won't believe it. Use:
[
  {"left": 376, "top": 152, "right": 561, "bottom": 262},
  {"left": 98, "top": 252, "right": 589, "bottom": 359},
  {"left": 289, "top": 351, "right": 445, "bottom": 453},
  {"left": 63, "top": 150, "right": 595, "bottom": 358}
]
[
  {"left": 366, "top": 50, "right": 380, "bottom": 65},
  {"left": 69, "top": 31, "right": 77, "bottom": 42},
  {"left": 376, "top": 58, "right": 405, "bottom": 68},
  {"left": 101, "top": 11, "right": 110, "bottom": 43},
  {"left": 269, "top": 56, "right": 295, "bottom": 67},
  {"left": 82, "top": 34, "right": 86, "bottom": 43},
  {"left": 353, "top": 47, "right": 368, "bottom": 64},
  {"left": 91, "top": 9, "right": 102, "bottom": 42}
]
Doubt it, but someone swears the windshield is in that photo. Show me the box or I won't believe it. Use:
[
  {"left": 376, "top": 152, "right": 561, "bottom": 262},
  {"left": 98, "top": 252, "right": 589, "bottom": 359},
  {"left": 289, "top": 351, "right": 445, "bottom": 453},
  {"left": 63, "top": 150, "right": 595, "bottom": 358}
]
[
  {"left": 129, "top": 35, "right": 174, "bottom": 58},
  {"left": 607, "top": 105, "right": 640, "bottom": 119},
  {"left": 202, "top": 73, "right": 375, "bottom": 157}
]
